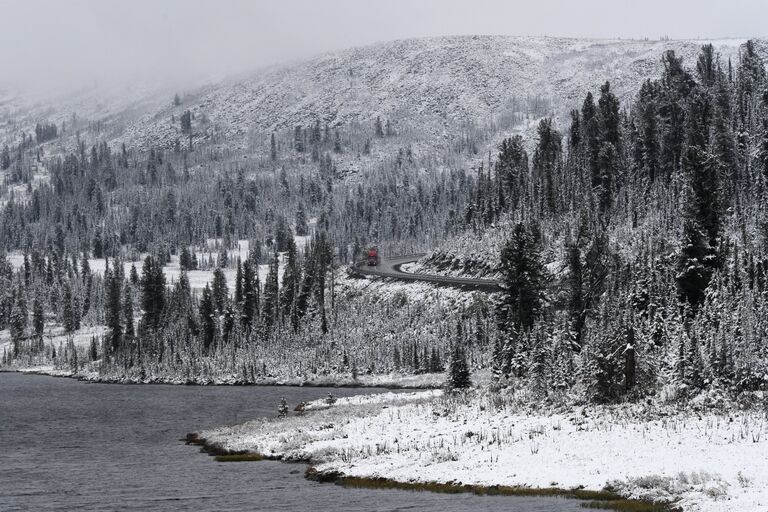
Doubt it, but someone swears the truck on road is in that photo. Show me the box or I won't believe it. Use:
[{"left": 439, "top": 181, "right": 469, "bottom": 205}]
[{"left": 367, "top": 247, "right": 380, "bottom": 266}]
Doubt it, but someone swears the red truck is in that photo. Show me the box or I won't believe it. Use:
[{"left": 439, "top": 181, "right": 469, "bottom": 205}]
[{"left": 367, "top": 247, "right": 380, "bottom": 266}]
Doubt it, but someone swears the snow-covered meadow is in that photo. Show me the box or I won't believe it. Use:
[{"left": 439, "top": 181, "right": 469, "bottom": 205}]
[
  {"left": 6, "top": 238, "right": 289, "bottom": 296},
  {"left": 201, "top": 389, "right": 768, "bottom": 512},
  {"left": 1, "top": 238, "right": 290, "bottom": 359}
]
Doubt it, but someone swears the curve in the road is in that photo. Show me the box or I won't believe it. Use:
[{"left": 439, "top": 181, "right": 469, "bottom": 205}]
[{"left": 350, "top": 254, "right": 502, "bottom": 292}]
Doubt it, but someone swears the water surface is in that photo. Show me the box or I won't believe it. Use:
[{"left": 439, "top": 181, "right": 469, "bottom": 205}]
[{"left": 0, "top": 373, "right": 584, "bottom": 511}]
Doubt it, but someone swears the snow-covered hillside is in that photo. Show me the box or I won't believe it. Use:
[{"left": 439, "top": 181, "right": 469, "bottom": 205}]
[
  {"left": 3, "top": 36, "right": 763, "bottom": 160},
  {"left": 0, "top": 82, "right": 172, "bottom": 149},
  {"left": 114, "top": 36, "right": 759, "bottom": 150}
]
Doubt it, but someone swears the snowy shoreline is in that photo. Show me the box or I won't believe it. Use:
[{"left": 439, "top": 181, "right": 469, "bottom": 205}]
[
  {"left": 196, "top": 390, "right": 768, "bottom": 512},
  {"left": 4, "top": 366, "right": 444, "bottom": 389}
]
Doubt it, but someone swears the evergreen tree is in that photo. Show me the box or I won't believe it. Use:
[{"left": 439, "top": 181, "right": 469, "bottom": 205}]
[
  {"left": 659, "top": 50, "right": 696, "bottom": 176},
  {"left": 9, "top": 294, "right": 27, "bottom": 354},
  {"left": 294, "top": 126, "right": 305, "bottom": 153},
  {"left": 635, "top": 80, "right": 661, "bottom": 182},
  {"left": 598, "top": 81, "right": 621, "bottom": 148},
  {"left": 581, "top": 91, "right": 600, "bottom": 188},
  {"left": 270, "top": 133, "right": 277, "bottom": 161},
  {"left": 711, "top": 66, "right": 738, "bottom": 193},
  {"left": 234, "top": 258, "right": 243, "bottom": 306},
  {"left": 447, "top": 343, "right": 471, "bottom": 390},
  {"left": 758, "top": 117, "right": 768, "bottom": 182},
  {"left": 92, "top": 230, "right": 104, "bottom": 259},
  {"left": 199, "top": 284, "right": 216, "bottom": 352},
  {"left": 32, "top": 295, "right": 44, "bottom": 339},
  {"left": 211, "top": 267, "right": 228, "bottom": 314},
  {"left": 495, "top": 136, "right": 528, "bottom": 210},
  {"left": 596, "top": 141, "right": 617, "bottom": 213},
  {"left": 566, "top": 242, "right": 586, "bottom": 349},
  {"left": 241, "top": 259, "right": 258, "bottom": 329},
  {"left": 89, "top": 337, "right": 98, "bottom": 361},
  {"left": 217, "top": 247, "right": 228, "bottom": 268},
  {"left": 140, "top": 256, "right": 165, "bottom": 329},
  {"left": 569, "top": 109, "right": 581, "bottom": 150},
  {"left": 105, "top": 267, "right": 122, "bottom": 355},
  {"left": 584, "top": 81, "right": 621, "bottom": 212},
  {"left": 180, "top": 110, "right": 192, "bottom": 134},
  {"left": 679, "top": 87, "right": 721, "bottom": 255},
  {"left": 179, "top": 246, "right": 193, "bottom": 270},
  {"left": 123, "top": 285, "right": 135, "bottom": 341},
  {"left": 624, "top": 327, "right": 636, "bottom": 392},
  {"left": 294, "top": 243, "right": 316, "bottom": 327},
  {"left": 674, "top": 84, "right": 720, "bottom": 312},
  {"left": 313, "top": 233, "right": 332, "bottom": 335},
  {"left": 497, "top": 223, "right": 546, "bottom": 333},
  {"left": 280, "top": 238, "right": 299, "bottom": 324},
  {"left": 736, "top": 40, "right": 765, "bottom": 131},
  {"left": 677, "top": 212, "right": 714, "bottom": 310},
  {"left": 262, "top": 252, "right": 280, "bottom": 329},
  {"left": 696, "top": 44, "right": 717, "bottom": 87},
  {"left": 495, "top": 224, "right": 546, "bottom": 378},
  {"left": 221, "top": 301, "right": 236, "bottom": 344},
  {"left": 0, "top": 145, "right": 10, "bottom": 170},
  {"left": 295, "top": 204, "right": 309, "bottom": 236},
  {"left": 62, "top": 281, "right": 78, "bottom": 333},
  {"left": 274, "top": 216, "right": 293, "bottom": 252},
  {"left": 531, "top": 119, "right": 561, "bottom": 214}
]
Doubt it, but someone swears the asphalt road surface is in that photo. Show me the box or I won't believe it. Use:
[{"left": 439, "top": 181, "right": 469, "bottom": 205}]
[{"left": 350, "top": 254, "right": 502, "bottom": 292}]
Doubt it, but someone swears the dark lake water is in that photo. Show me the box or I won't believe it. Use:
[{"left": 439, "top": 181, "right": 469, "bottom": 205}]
[{"left": 0, "top": 372, "right": 584, "bottom": 511}]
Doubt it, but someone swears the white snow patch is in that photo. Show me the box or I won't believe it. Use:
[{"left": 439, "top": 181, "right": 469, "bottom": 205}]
[{"left": 202, "top": 391, "right": 768, "bottom": 512}]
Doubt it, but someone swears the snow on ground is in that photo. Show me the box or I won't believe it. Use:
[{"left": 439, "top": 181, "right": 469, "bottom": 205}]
[
  {"left": 6, "top": 362, "right": 450, "bottom": 388},
  {"left": 201, "top": 390, "right": 768, "bottom": 512},
  {"left": 6, "top": 37, "right": 761, "bottom": 160},
  {"left": 0, "top": 167, "right": 50, "bottom": 207},
  {"left": 162, "top": 241, "right": 284, "bottom": 295},
  {"left": 338, "top": 265, "right": 494, "bottom": 330},
  {"left": 113, "top": 36, "right": 767, "bottom": 152},
  {"left": 398, "top": 262, "right": 420, "bottom": 274},
  {"left": 0, "top": 324, "right": 106, "bottom": 356},
  {"left": 6, "top": 239, "right": 288, "bottom": 296}
]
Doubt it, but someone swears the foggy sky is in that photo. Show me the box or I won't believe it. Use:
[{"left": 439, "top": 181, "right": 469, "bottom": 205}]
[{"left": 2, "top": 0, "right": 766, "bottom": 96}]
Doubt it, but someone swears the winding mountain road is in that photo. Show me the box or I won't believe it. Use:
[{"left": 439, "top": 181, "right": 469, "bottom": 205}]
[{"left": 350, "top": 254, "right": 502, "bottom": 292}]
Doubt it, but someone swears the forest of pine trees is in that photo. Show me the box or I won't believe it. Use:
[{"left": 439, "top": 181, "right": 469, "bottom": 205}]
[
  {"left": 460, "top": 41, "right": 768, "bottom": 402},
  {"left": 3, "top": 42, "right": 768, "bottom": 403}
]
